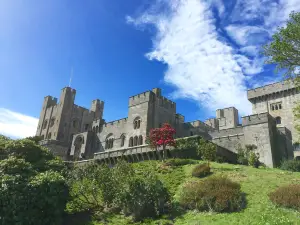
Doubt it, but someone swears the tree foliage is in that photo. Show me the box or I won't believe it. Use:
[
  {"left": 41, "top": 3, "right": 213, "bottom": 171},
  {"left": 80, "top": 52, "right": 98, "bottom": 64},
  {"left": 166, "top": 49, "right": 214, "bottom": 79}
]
[
  {"left": 263, "top": 12, "right": 300, "bottom": 78},
  {"left": 146, "top": 123, "right": 176, "bottom": 160},
  {"left": 67, "top": 161, "right": 170, "bottom": 221},
  {"left": 0, "top": 135, "right": 68, "bottom": 225},
  {"left": 197, "top": 138, "right": 217, "bottom": 165}
]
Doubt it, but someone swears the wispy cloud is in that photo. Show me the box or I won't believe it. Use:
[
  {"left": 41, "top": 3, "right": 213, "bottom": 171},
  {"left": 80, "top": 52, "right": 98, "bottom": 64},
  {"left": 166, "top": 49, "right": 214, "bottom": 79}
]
[
  {"left": 127, "top": 0, "right": 300, "bottom": 116},
  {"left": 0, "top": 108, "right": 38, "bottom": 139}
]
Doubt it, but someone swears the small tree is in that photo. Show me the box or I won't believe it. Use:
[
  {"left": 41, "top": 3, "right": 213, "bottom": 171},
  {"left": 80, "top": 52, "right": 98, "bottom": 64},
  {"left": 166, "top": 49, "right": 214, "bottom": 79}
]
[
  {"left": 197, "top": 138, "right": 217, "bottom": 166},
  {"left": 146, "top": 123, "right": 176, "bottom": 161}
]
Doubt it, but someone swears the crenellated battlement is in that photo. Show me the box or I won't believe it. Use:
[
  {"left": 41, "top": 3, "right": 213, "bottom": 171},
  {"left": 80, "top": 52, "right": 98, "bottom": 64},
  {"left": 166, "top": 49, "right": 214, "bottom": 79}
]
[
  {"left": 129, "top": 91, "right": 152, "bottom": 106},
  {"left": 157, "top": 96, "right": 176, "bottom": 109},
  {"left": 44, "top": 96, "right": 58, "bottom": 108},
  {"left": 241, "top": 112, "right": 271, "bottom": 126},
  {"left": 104, "top": 117, "right": 128, "bottom": 127},
  {"left": 247, "top": 80, "right": 296, "bottom": 100}
]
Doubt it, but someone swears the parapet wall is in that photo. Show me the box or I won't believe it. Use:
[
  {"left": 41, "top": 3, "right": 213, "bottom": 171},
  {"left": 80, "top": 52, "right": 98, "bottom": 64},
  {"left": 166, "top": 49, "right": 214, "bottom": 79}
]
[
  {"left": 247, "top": 80, "right": 295, "bottom": 100},
  {"left": 210, "top": 126, "right": 243, "bottom": 138},
  {"left": 129, "top": 91, "right": 151, "bottom": 106},
  {"left": 241, "top": 113, "right": 270, "bottom": 126},
  {"left": 104, "top": 118, "right": 128, "bottom": 128}
]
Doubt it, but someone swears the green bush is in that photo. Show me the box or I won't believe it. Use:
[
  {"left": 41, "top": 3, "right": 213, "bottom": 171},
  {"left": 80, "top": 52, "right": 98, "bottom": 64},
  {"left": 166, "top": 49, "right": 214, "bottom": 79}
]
[
  {"left": 280, "top": 160, "right": 300, "bottom": 172},
  {"left": 248, "top": 151, "right": 260, "bottom": 168},
  {"left": 179, "top": 176, "right": 244, "bottom": 212},
  {"left": 0, "top": 136, "right": 69, "bottom": 225},
  {"left": 67, "top": 161, "right": 170, "bottom": 221},
  {"left": 192, "top": 163, "right": 211, "bottom": 178},
  {"left": 163, "top": 158, "right": 196, "bottom": 167},
  {"left": 197, "top": 138, "right": 217, "bottom": 162},
  {"left": 0, "top": 159, "right": 68, "bottom": 225},
  {"left": 269, "top": 184, "right": 300, "bottom": 210}
]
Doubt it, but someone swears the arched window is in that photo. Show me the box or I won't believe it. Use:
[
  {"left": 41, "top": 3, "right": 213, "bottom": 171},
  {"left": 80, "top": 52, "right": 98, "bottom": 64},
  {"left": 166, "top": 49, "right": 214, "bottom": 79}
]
[
  {"left": 271, "top": 105, "right": 274, "bottom": 111},
  {"left": 275, "top": 105, "right": 278, "bottom": 110},
  {"left": 133, "top": 117, "right": 141, "bottom": 129},
  {"left": 133, "top": 136, "right": 138, "bottom": 146},
  {"left": 74, "top": 136, "right": 84, "bottom": 161},
  {"left": 276, "top": 116, "right": 281, "bottom": 125},
  {"left": 138, "top": 135, "right": 143, "bottom": 145},
  {"left": 43, "top": 120, "right": 48, "bottom": 129},
  {"left": 121, "top": 134, "right": 125, "bottom": 147},
  {"left": 47, "top": 132, "right": 51, "bottom": 139},
  {"left": 72, "top": 120, "right": 78, "bottom": 128},
  {"left": 129, "top": 137, "right": 133, "bottom": 147},
  {"left": 105, "top": 134, "right": 114, "bottom": 149},
  {"left": 137, "top": 120, "right": 141, "bottom": 129},
  {"left": 49, "top": 118, "right": 55, "bottom": 127}
]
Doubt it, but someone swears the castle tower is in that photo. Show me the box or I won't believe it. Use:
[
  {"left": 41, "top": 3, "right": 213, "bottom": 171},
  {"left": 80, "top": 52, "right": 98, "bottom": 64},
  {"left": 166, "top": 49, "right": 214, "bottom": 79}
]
[
  {"left": 36, "top": 96, "right": 58, "bottom": 138},
  {"left": 216, "top": 107, "right": 239, "bottom": 130},
  {"left": 90, "top": 99, "right": 104, "bottom": 120}
]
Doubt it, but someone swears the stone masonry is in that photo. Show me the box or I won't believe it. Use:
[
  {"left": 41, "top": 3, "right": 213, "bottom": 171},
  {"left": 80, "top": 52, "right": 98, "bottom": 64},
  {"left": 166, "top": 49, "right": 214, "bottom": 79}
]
[{"left": 36, "top": 80, "right": 298, "bottom": 167}]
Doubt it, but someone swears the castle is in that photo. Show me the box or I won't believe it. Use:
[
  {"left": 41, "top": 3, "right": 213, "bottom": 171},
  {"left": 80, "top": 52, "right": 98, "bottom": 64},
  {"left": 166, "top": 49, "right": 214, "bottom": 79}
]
[{"left": 36, "top": 80, "right": 300, "bottom": 167}]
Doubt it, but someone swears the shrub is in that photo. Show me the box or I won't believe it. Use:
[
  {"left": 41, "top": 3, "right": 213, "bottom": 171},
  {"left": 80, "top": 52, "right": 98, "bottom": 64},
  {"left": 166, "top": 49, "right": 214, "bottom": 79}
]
[
  {"left": 280, "top": 160, "right": 300, "bottom": 172},
  {"left": 179, "top": 176, "right": 244, "bottom": 212},
  {"left": 163, "top": 158, "right": 196, "bottom": 167},
  {"left": 192, "top": 163, "right": 210, "bottom": 178},
  {"left": 248, "top": 151, "right": 260, "bottom": 168},
  {"left": 117, "top": 172, "right": 170, "bottom": 221},
  {"left": 67, "top": 161, "right": 170, "bottom": 221},
  {"left": 0, "top": 136, "right": 69, "bottom": 225},
  {"left": 0, "top": 160, "right": 68, "bottom": 225},
  {"left": 197, "top": 138, "right": 217, "bottom": 163},
  {"left": 269, "top": 184, "right": 300, "bottom": 210}
]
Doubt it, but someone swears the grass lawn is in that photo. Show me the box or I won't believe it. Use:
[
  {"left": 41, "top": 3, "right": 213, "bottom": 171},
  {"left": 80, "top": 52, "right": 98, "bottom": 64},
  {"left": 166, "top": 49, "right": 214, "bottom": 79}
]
[{"left": 86, "top": 161, "right": 300, "bottom": 225}]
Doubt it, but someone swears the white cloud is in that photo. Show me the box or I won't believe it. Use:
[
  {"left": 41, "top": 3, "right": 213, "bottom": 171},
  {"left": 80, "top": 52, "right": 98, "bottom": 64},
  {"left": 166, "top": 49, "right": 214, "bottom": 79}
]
[
  {"left": 0, "top": 108, "right": 38, "bottom": 139},
  {"left": 127, "top": 0, "right": 252, "bottom": 115},
  {"left": 127, "top": 0, "right": 300, "bottom": 117},
  {"left": 225, "top": 25, "right": 268, "bottom": 46}
]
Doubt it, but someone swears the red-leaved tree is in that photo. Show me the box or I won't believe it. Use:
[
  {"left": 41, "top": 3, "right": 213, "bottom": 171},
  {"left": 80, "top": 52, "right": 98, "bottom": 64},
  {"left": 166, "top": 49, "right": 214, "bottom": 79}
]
[{"left": 146, "top": 123, "right": 176, "bottom": 161}]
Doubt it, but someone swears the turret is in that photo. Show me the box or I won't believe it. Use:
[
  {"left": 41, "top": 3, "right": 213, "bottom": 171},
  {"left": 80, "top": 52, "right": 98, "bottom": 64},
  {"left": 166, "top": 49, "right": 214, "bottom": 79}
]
[{"left": 90, "top": 99, "right": 104, "bottom": 119}]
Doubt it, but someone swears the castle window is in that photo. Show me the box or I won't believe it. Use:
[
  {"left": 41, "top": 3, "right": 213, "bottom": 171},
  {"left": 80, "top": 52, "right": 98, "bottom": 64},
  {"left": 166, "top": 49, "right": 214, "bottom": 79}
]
[
  {"left": 85, "top": 124, "right": 89, "bottom": 131},
  {"left": 138, "top": 135, "right": 143, "bottom": 145},
  {"left": 271, "top": 105, "right": 274, "bottom": 111},
  {"left": 279, "top": 104, "right": 282, "bottom": 109},
  {"left": 129, "top": 137, "right": 133, "bottom": 147},
  {"left": 47, "top": 132, "right": 51, "bottom": 139},
  {"left": 133, "top": 136, "right": 138, "bottom": 146},
  {"left": 275, "top": 105, "right": 278, "bottom": 110},
  {"left": 121, "top": 134, "right": 125, "bottom": 147},
  {"left": 133, "top": 117, "right": 141, "bottom": 129},
  {"left": 43, "top": 120, "right": 48, "bottom": 129},
  {"left": 276, "top": 116, "right": 281, "bottom": 125},
  {"left": 72, "top": 120, "right": 78, "bottom": 128},
  {"left": 105, "top": 134, "right": 114, "bottom": 149}
]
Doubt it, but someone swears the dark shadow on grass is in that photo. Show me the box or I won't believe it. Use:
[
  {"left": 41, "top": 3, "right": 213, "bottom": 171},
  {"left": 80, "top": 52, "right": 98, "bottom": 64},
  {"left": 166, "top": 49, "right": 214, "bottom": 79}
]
[{"left": 62, "top": 211, "right": 93, "bottom": 225}]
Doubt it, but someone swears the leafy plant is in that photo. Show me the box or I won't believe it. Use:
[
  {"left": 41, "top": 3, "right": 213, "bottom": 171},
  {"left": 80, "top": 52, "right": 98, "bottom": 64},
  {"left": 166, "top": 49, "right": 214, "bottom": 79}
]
[
  {"left": 192, "top": 163, "right": 211, "bottom": 178},
  {"left": 146, "top": 123, "right": 176, "bottom": 161},
  {"left": 163, "top": 158, "right": 196, "bottom": 167},
  {"left": 269, "top": 184, "right": 300, "bottom": 210},
  {"left": 179, "top": 176, "right": 244, "bottom": 213},
  {"left": 197, "top": 138, "right": 217, "bottom": 165},
  {"left": 280, "top": 159, "right": 300, "bottom": 172},
  {"left": 0, "top": 135, "right": 68, "bottom": 225},
  {"left": 236, "top": 144, "right": 259, "bottom": 167}
]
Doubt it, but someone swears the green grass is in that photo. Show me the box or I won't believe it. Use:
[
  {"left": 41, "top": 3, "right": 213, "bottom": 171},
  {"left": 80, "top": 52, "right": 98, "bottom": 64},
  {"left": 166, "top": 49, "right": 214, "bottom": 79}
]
[{"left": 86, "top": 161, "right": 300, "bottom": 225}]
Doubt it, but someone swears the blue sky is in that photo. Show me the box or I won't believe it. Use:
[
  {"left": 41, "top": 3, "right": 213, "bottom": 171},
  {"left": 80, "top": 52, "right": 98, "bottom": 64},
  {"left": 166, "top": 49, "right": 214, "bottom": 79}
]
[{"left": 0, "top": 0, "right": 299, "bottom": 138}]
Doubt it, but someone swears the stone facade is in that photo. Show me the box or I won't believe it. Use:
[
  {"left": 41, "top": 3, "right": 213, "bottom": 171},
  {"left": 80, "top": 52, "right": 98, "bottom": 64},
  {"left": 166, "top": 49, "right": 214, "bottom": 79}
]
[{"left": 37, "top": 81, "right": 297, "bottom": 167}]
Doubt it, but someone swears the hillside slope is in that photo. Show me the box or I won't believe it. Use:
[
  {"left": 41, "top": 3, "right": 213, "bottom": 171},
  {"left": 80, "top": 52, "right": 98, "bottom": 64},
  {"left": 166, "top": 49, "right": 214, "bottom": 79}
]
[{"left": 91, "top": 161, "right": 300, "bottom": 225}]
